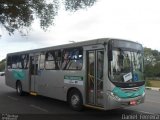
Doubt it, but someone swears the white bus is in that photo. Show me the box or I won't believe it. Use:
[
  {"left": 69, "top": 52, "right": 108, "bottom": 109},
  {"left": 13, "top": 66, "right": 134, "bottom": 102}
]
[{"left": 5, "top": 38, "right": 145, "bottom": 111}]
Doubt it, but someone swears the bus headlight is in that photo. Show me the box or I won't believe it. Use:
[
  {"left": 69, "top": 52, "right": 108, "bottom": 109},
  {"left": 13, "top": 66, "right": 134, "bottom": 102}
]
[
  {"left": 142, "top": 91, "right": 145, "bottom": 97},
  {"left": 108, "top": 91, "right": 121, "bottom": 101}
]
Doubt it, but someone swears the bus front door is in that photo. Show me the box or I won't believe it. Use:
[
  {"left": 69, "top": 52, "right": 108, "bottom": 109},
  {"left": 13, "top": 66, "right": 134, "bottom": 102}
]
[
  {"left": 86, "top": 50, "right": 104, "bottom": 107},
  {"left": 29, "top": 55, "right": 39, "bottom": 93}
]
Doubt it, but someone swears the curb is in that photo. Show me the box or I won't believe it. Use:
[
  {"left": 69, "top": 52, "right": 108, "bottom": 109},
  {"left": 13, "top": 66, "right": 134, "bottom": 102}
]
[{"left": 146, "top": 87, "right": 160, "bottom": 91}]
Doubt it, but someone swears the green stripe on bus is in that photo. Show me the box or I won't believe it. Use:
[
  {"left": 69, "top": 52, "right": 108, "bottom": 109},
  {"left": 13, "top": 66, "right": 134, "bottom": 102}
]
[
  {"left": 13, "top": 70, "right": 25, "bottom": 80},
  {"left": 112, "top": 86, "right": 145, "bottom": 99}
]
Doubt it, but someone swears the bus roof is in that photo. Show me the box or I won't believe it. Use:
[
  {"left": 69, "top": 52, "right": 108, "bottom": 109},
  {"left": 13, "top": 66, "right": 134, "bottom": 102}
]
[{"left": 7, "top": 38, "right": 141, "bottom": 56}]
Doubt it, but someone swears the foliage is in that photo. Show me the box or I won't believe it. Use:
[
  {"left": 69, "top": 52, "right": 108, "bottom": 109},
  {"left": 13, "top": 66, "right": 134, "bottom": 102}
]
[
  {"left": 65, "top": 0, "right": 96, "bottom": 11},
  {"left": 144, "top": 47, "right": 160, "bottom": 78},
  {"left": 146, "top": 80, "right": 160, "bottom": 88},
  {"left": 0, "top": 0, "right": 59, "bottom": 34},
  {"left": 145, "top": 80, "right": 151, "bottom": 87},
  {"left": 0, "top": 59, "right": 5, "bottom": 72},
  {"left": 0, "top": 0, "right": 96, "bottom": 35}
]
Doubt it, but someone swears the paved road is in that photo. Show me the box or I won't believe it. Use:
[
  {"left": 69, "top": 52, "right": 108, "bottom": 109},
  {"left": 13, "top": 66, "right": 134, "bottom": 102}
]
[{"left": 0, "top": 76, "right": 160, "bottom": 120}]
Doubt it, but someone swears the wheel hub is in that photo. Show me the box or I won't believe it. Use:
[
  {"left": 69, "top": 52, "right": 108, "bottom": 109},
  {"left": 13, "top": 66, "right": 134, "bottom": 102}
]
[{"left": 71, "top": 95, "right": 79, "bottom": 106}]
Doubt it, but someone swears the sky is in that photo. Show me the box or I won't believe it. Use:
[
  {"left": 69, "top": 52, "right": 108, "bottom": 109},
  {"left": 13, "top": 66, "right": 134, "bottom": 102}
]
[{"left": 0, "top": 0, "right": 160, "bottom": 60}]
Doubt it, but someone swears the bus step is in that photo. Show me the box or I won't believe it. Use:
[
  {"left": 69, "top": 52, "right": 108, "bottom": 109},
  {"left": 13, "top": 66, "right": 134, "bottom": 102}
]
[
  {"left": 30, "top": 92, "right": 37, "bottom": 96},
  {"left": 84, "top": 104, "right": 104, "bottom": 110}
]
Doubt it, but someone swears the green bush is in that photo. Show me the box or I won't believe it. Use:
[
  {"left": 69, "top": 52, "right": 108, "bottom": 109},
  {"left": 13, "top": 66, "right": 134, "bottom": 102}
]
[
  {"left": 145, "top": 80, "right": 151, "bottom": 87},
  {"left": 0, "top": 59, "right": 5, "bottom": 72}
]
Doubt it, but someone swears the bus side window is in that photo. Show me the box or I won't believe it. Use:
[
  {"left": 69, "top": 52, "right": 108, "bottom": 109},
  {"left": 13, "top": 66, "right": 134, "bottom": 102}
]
[
  {"left": 35, "top": 56, "right": 38, "bottom": 75},
  {"left": 7, "top": 56, "right": 12, "bottom": 69},
  {"left": 30, "top": 57, "right": 34, "bottom": 75},
  {"left": 15, "top": 54, "right": 29, "bottom": 69},
  {"left": 22, "top": 54, "right": 29, "bottom": 69},
  {"left": 55, "top": 50, "right": 61, "bottom": 70},
  {"left": 69, "top": 48, "right": 83, "bottom": 70},
  {"left": 62, "top": 48, "right": 83, "bottom": 70},
  {"left": 30, "top": 56, "right": 38, "bottom": 75},
  {"left": 39, "top": 54, "right": 45, "bottom": 69},
  {"left": 45, "top": 51, "right": 55, "bottom": 70},
  {"left": 61, "top": 50, "right": 69, "bottom": 70},
  {"left": 45, "top": 50, "right": 61, "bottom": 70},
  {"left": 12, "top": 56, "right": 18, "bottom": 69}
]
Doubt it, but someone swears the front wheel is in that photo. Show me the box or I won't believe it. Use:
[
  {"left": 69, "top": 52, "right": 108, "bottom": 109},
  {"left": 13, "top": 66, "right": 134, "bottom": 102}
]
[
  {"left": 16, "top": 81, "right": 24, "bottom": 96},
  {"left": 68, "top": 89, "right": 83, "bottom": 111}
]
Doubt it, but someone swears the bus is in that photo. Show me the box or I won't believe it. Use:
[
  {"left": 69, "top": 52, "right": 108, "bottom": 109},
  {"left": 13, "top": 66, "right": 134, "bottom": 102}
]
[{"left": 5, "top": 38, "right": 145, "bottom": 111}]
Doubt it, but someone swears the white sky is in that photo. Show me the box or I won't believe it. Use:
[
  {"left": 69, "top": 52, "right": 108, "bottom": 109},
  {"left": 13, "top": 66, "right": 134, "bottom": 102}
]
[{"left": 0, "top": 0, "right": 160, "bottom": 60}]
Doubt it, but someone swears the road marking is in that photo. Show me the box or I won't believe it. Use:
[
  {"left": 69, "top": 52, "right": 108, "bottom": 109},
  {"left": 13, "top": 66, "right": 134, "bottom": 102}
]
[
  {"left": 30, "top": 104, "right": 48, "bottom": 113},
  {"left": 146, "top": 100, "right": 160, "bottom": 104},
  {"left": 7, "top": 96, "right": 18, "bottom": 101}
]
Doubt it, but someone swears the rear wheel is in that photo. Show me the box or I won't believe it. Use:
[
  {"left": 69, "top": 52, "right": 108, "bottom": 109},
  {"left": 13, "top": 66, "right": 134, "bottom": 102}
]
[
  {"left": 68, "top": 89, "right": 83, "bottom": 111},
  {"left": 16, "top": 81, "right": 24, "bottom": 96}
]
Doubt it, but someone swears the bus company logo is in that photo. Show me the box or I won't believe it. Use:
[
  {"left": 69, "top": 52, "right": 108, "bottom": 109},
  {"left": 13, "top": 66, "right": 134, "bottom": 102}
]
[{"left": 64, "top": 76, "right": 83, "bottom": 85}]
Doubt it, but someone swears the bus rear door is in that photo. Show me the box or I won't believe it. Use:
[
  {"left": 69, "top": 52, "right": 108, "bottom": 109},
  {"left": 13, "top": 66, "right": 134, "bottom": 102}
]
[{"left": 29, "top": 54, "right": 40, "bottom": 94}]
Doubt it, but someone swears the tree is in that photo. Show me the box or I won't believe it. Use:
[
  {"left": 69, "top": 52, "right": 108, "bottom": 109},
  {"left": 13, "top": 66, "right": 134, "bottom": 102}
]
[
  {"left": 0, "top": 0, "right": 97, "bottom": 35},
  {"left": 144, "top": 47, "right": 160, "bottom": 78},
  {"left": 0, "top": 59, "right": 5, "bottom": 72},
  {"left": 144, "top": 47, "right": 156, "bottom": 66},
  {"left": 65, "top": 0, "right": 96, "bottom": 11}
]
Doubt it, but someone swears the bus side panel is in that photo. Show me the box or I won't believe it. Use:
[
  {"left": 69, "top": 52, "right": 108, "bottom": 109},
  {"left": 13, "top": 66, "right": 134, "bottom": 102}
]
[
  {"left": 62, "top": 71, "right": 85, "bottom": 102},
  {"left": 5, "top": 70, "right": 16, "bottom": 89},
  {"left": 5, "top": 69, "right": 30, "bottom": 92},
  {"left": 36, "top": 70, "right": 85, "bottom": 102},
  {"left": 36, "top": 70, "right": 65, "bottom": 101},
  {"left": 19, "top": 70, "right": 30, "bottom": 92}
]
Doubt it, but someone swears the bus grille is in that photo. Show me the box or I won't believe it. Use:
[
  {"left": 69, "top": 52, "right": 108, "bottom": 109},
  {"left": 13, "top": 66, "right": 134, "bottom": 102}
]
[{"left": 121, "top": 87, "right": 139, "bottom": 92}]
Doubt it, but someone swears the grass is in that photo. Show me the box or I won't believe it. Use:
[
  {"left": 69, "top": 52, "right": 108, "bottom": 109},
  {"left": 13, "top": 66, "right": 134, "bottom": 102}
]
[{"left": 146, "top": 80, "right": 160, "bottom": 88}]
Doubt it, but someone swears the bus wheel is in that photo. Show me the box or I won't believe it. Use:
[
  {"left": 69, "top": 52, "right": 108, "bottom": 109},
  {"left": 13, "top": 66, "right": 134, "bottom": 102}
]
[
  {"left": 16, "top": 81, "right": 24, "bottom": 96},
  {"left": 68, "top": 89, "right": 83, "bottom": 111}
]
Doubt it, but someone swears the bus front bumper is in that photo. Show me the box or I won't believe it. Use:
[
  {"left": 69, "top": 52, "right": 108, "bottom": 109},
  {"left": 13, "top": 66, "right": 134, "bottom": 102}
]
[{"left": 106, "top": 91, "right": 145, "bottom": 110}]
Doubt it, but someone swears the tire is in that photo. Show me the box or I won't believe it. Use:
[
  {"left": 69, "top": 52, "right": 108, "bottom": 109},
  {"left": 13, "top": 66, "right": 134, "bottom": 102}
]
[
  {"left": 68, "top": 89, "right": 83, "bottom": 111},
  {"left": 16, "top": 81, "right": 24, "bottom": 96}
]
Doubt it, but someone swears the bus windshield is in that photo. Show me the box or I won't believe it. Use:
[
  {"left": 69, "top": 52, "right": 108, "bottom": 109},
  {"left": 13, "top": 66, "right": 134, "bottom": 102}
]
[{"left": 109, "top": 49, "right": 144, "bottom": 83}]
